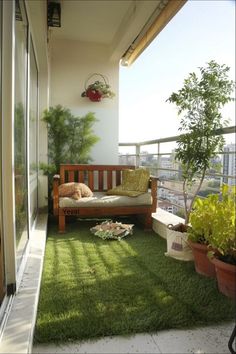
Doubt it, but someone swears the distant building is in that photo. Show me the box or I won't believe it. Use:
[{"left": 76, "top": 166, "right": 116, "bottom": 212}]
[
  {"left": 222, "top": 144, "right": 236, "bottom": 186},
  {"left": 119, "top": 154, "right": 136, "bottom": 166}
]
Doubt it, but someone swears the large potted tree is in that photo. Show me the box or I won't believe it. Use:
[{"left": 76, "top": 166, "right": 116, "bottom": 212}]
[{"left": 165, "top": 60, "right": 235, "bottom": 261}]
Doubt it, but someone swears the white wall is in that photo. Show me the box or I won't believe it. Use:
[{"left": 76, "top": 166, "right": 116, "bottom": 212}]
[{"left": 50, "top": 38, "right": 119, "bottom": 164}]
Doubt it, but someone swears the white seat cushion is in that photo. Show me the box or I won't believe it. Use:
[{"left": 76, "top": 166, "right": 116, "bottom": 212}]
[{"left": 59, "top": 191, "right": 152, "bottom": 208}]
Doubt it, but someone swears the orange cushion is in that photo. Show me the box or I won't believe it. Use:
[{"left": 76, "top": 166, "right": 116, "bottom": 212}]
[{"left": 59, "top": 182, "right": 93, "bottom": 200}]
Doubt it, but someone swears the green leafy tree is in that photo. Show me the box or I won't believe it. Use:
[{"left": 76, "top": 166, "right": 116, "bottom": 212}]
[
  {"left": 40, "top": 105, "right": 99, "bottom": 209},
  {"left": 167, "top": 60, "right": 235, "bottom": 224},
  {"left": 41, "top": 105, "right": 99, "bottom": 174}
]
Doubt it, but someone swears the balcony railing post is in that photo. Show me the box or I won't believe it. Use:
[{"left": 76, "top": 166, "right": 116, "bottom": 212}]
[
  {"left": 136, "top": 144, "right": 140, "bottom": 167},
  {"left": 157, "top": 142, "right": 160, "bottom": 178}
]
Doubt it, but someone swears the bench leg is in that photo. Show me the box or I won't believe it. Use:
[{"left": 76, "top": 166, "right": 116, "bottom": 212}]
[
  {"left": 136, "top": 213, "right": 152, "bottom": 231},
  {"left": 59, "top": 215, "right": 65, "bottom": 233},
  {"left": 143, "top": 213, "right": 152, "bottom": 231}
]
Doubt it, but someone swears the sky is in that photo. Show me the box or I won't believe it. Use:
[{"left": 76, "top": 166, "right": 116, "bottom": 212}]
[{"left": 119, "top": 0, "right": 235, "bottom": 144}]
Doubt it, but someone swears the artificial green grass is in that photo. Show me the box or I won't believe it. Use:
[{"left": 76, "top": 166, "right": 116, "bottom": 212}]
[{"left": 34, "top": 218, "right": 235, "bottom": 344}]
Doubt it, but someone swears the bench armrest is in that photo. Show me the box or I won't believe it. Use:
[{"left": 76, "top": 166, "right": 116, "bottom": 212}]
[{"left": 53, "top": 174, "right": 60, "bottom": 216}]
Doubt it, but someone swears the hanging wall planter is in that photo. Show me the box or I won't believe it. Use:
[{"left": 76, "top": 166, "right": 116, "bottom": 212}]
[{"left": 81, "top": 73, "right": 115, "bottom": 102}]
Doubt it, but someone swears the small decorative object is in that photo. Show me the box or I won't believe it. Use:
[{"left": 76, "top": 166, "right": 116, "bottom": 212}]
[
  {"left": 90, "top": 220, "right": 133, "bottom": 240},
  {"left": 165, "top": 223, "right": 193, "bottom": 261},
  {"left": 81, "top": 73, "right": 115, "bottom": 102}
]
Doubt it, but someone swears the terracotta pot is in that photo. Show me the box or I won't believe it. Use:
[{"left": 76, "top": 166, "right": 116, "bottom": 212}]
[
  {"left": 211, "top": 257, "right": 236, "bottom": 299},
  {"left": 189, "top": 241, "right": 216, "bottom": 278}
]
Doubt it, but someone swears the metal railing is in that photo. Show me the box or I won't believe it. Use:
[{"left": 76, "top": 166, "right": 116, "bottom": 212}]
[{"left": 119, "top": 126, "right": 236, "bottom": 218}]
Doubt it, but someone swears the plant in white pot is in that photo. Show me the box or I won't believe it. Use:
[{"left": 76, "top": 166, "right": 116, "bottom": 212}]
[{"left": 165, "top": 60, "right": 235, "bottom": 261}]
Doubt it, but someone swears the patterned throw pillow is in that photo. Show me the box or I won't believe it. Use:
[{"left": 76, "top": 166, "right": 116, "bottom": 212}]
[
  {"left": 122, "top": 168, "right": 150, "bottom": 192},
  {"left": 107, "top": 168, "right": 150, "bottom": 197},
  {"left": 59, "top": 182, "right": 93, "bottom": 200}
]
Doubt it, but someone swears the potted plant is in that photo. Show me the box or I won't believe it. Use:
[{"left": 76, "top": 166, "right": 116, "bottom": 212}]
[
  {"left": 208, "top": 184, "right": 236, "bottom": 299},
  {"left": 187, "top": 195, "right": 217, "bottom": 277},
  {"left": 165, "top": 60, "right": 235, "bottom": 261},
  {"left": 40, "top": 105, "right": 100, "bottom": 212},
  {"left": 81, "top": 73, "right": 115, "bottom": 102}
]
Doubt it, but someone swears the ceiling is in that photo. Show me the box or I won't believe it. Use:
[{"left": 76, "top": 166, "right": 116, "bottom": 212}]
[
  {"left": 53, "top": 0, "right": 133, "bottom": 44},
  {"left": 49, "top": 0, "right": 185, "bottom": 63}
]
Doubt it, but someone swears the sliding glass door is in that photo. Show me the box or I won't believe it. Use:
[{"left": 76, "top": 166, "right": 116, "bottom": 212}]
[
  {"left": 29, "top": 39, "right": 38, "bottom": 227},
  {"left": 14, "top": 0, "right": 29, "bottom": 269},
  {"left": 0, "top": 0, "right": 6, "bottom": 304}
]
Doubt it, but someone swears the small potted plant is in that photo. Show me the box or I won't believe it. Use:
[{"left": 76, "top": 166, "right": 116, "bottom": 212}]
[
  {"left": 165, "top": 61, "right": 235, "bottom": 261},
  {"left": 187, "top": 195, "right": 217, "bottom": 277},
  {"left": 81, "top": 73, "right": 115, "bottom": 102},
  {"left": 208, "top": 184, "right": 236, "bottom": 299}
]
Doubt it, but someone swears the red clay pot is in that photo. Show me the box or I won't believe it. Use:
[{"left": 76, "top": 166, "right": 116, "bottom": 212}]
[
  {"left": 211, "top": 257, "right": 236, "bottom": 299},
  {"left": 189, "top": 241, "right": 216, "bottom": 278}
]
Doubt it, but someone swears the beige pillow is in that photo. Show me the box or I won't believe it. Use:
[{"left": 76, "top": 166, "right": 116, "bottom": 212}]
[
  {"left": 59, "top": 182, "right": 93, "bottom": 200},
  {"left": 107, "top": 168, "right": 150, "bottom": 197}
]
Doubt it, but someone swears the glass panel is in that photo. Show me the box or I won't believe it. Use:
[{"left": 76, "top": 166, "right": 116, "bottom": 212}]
[
  {"left": 29, "top": 39, "right": 38, "bottom": 227},
  {"left": 14, "top": 0, "right": 28, "bottom": 269},
  {"left": 0, "top": 0, "right": 6, "bottom": 303}
]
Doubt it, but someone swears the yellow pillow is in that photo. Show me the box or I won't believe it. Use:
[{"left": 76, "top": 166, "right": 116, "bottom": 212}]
[
  {"left": 122, "top": 168, "right": 150, "bottom": 192},
  {"left": 107, "top": 168, "right": 150, "bottom": 197}
]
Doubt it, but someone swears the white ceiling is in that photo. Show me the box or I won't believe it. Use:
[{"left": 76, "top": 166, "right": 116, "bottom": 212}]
[
  {"left": 54, "top": 0, "right": 132, "bottom": 44},
  {"left": 50, "top": 0, "right": 168, "bottom": 60}
]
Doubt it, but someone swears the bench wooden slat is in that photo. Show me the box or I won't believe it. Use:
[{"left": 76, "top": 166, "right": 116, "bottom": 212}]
[
  {"left": 116, "top": 170, "right": 121, "bottom": 186},
  {"left": 88, "top": 171, "right": 94, "bottom": 190},
  {"left": 107, "top": 170, "right": 112, "bottom": 190},
  {"left": 98, "top": 170, "right": 103, "bottom": 190},
  {"left": 60, "top": 166, "right": 66, "bottom": 184},
  {"left": 79, "top": 171, "right": 84, "bottom": 183},
  {"left": 68, "top": 171, "right": 74, "bottom": 182}
]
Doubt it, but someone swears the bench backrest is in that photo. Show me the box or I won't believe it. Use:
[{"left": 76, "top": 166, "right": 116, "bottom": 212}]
[{"left": 59, "top": 164, "right": 135, "bottom": 192}]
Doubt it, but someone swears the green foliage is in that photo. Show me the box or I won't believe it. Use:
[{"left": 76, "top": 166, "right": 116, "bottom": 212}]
[
  {"left": 15, "top": 102, "right": 26, "bottom": 171},
  {"left": 188, "top": 194, "right": 219, "bottom": 244},
  {"left": 189, "top": 185, "right": 236, "bottom": 264},
  {"left": 82, "top": 80, "right": 115, "bottom": 99},
  {"left": 42, "top": 105, "right": 99, "bottom": 173},
  {"left": 39, "top": 162, "right": 57, "bottom": 177},
  {"left": 167, "top": 61, "right": 235, "bottom": 224},
  {"left": 208, "top": 185, "right": 236, "bottom": 264}
]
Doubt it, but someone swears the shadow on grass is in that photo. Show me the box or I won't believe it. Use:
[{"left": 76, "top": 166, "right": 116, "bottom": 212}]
[{"left": 34, "top": 218, "right": 235, "bottom": 344}]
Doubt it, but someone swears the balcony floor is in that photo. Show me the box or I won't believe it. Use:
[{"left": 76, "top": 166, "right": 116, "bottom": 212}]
[
  {"left": 0, "top": 213, "right": 234, "bottom": 354},
  {"left": 33, "top": 322, "right": 234, "bottom": 353}
]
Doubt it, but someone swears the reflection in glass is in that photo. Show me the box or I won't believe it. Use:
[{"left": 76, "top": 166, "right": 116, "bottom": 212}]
[
  {"left": 14, "top": 0, "right": 28, "bottom": 268},
  {"left": 29, "top": 40, "right": 38, "bottom": 226}
]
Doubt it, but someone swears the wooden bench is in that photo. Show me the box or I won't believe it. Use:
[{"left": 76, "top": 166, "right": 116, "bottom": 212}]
[{"left": 53, "top": 164, "right": 158, "bottom": 233}]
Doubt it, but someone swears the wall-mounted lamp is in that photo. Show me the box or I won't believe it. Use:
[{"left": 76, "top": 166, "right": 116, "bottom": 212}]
[
  {"left": 47, "top": 1, "right": 61, "bottom": 27},
  {"left": 15, "top": 0, "right": 23, "bottom": 21}
]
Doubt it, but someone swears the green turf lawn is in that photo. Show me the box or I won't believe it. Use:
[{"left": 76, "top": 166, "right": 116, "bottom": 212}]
[{"left": 34, "top": 218, "right": 235, "bottom": 343}]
